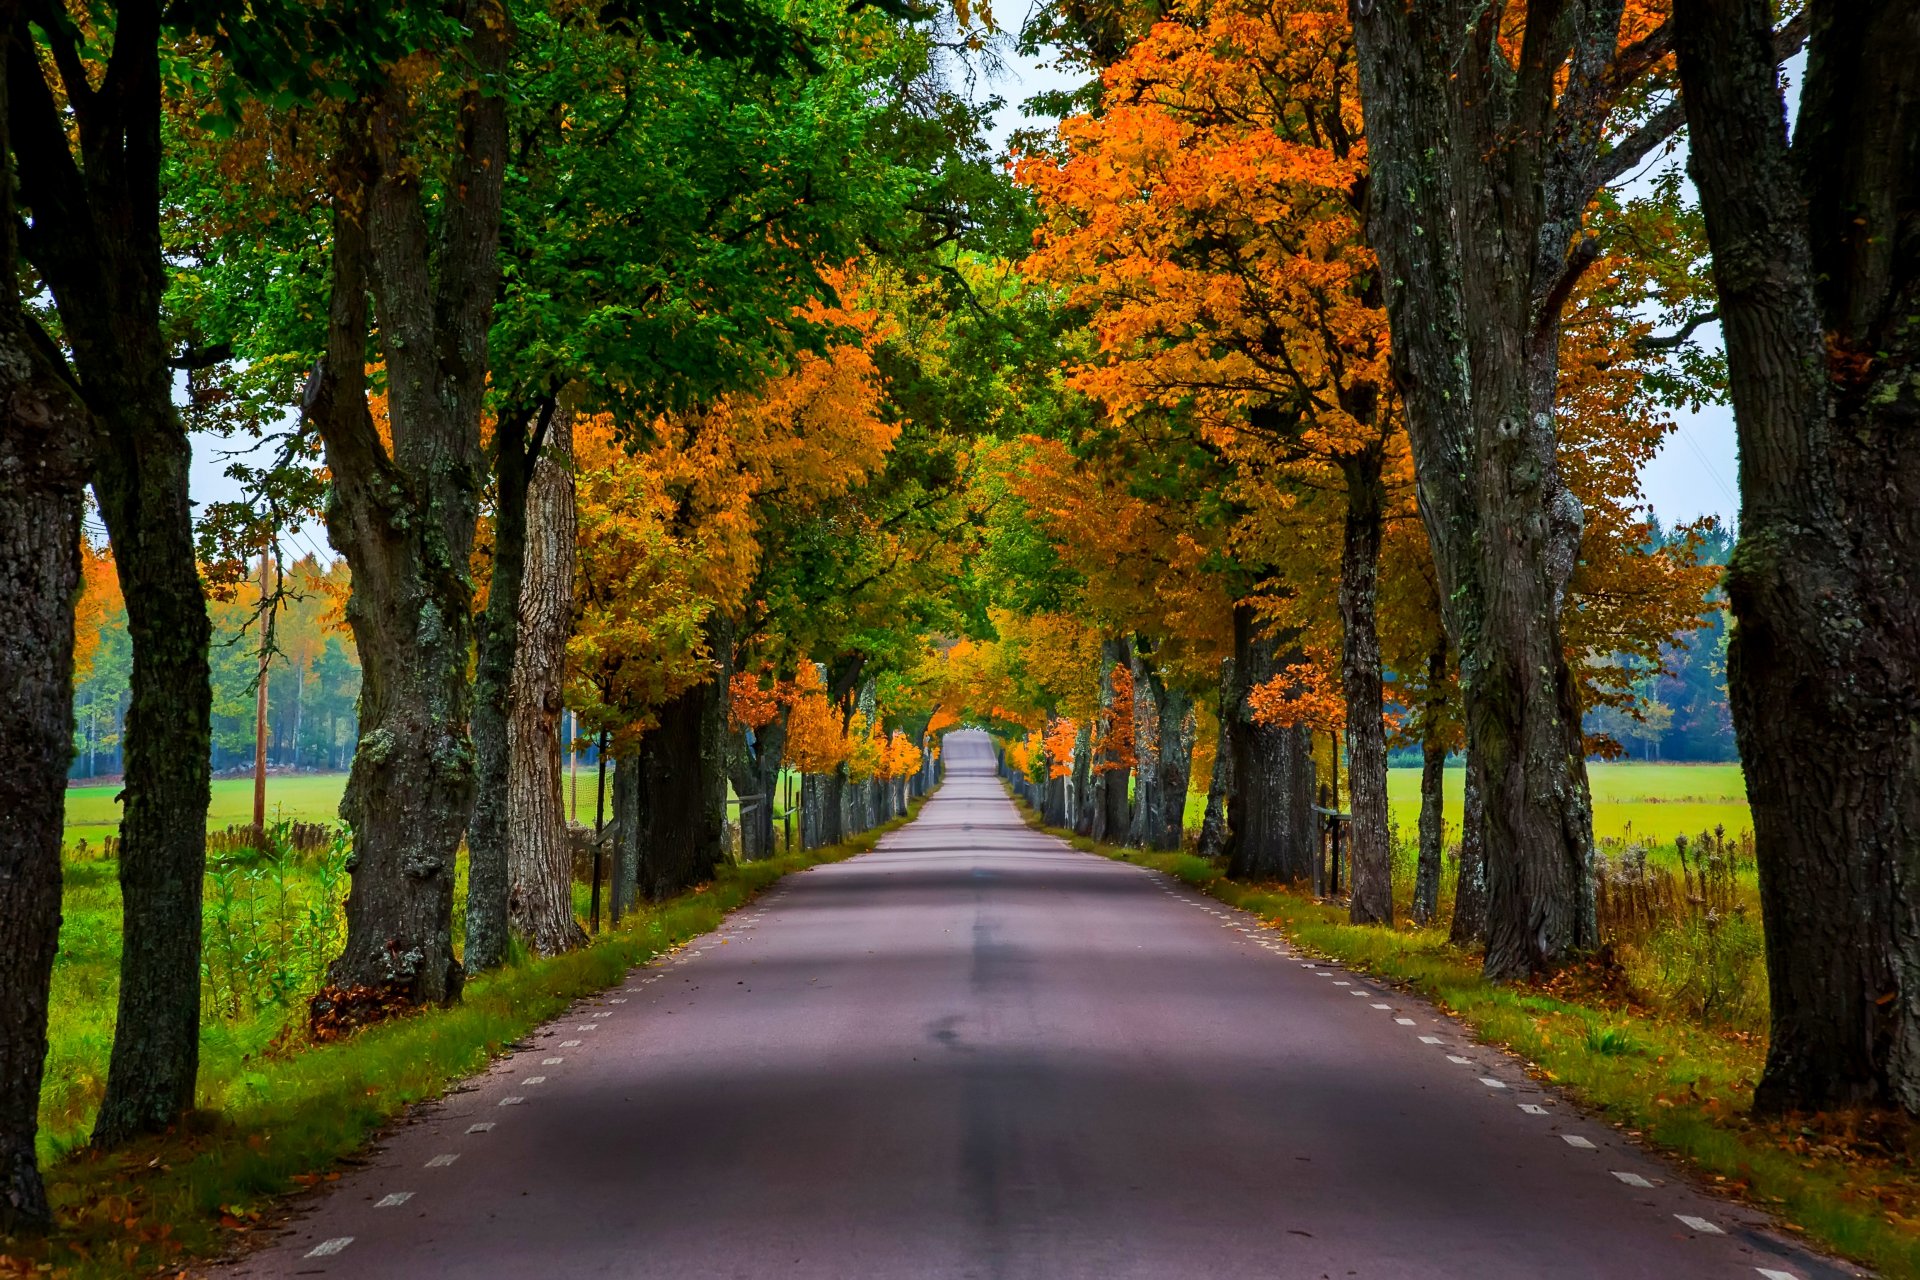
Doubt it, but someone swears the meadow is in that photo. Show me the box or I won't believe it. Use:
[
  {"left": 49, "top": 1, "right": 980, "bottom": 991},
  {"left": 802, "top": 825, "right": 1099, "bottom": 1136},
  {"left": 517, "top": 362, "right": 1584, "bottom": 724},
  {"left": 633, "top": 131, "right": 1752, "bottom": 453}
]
[{"left": 1386, "top": 760, "right": 1751, "bottom": 845}]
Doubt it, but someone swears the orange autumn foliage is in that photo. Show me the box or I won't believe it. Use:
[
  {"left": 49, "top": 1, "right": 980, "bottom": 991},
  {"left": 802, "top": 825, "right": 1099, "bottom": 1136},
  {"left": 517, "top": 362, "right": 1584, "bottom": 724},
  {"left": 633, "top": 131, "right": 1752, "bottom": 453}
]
[
  {"left": 568, "top": 293, "right": 896, "bottom": 743},
  {"left": 72, "top": 536, "right": 123, "bottom": 680},
  {"left": 783, "top": 662, "right": 850, "bottom": 775},
  {"left": 1041, "top": 716, "right": 1078, "bottom": 779},
  {"left": 1248, "top": 650, "right": 1348, "bottom": 735}
]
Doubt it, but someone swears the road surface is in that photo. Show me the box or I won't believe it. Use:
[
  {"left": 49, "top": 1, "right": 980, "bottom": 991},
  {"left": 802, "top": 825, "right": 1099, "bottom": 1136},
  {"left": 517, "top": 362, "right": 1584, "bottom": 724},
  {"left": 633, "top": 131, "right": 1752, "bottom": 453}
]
[{"left": 229, "top": 730, "right": 1850, "bottom": 1279}]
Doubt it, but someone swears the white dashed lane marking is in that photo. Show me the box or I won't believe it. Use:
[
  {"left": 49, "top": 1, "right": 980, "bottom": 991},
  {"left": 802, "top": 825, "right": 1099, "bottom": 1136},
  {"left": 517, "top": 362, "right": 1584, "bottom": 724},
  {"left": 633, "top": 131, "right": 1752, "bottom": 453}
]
[
  {"left": 1563, "top": 1135, "right": 1597, "bottom": 1150},
  {"left": 1756, "top": 1269, "right": 1801, "bottom": 1280},
  {"left": 1519, "top": 1104, "right": 1549, "bottom": 1115},
  {"left": 1674, "top": 1214, "right": 1724, "bottom": 1235},
  {"left": 375, "top": 1192, "right": 413, "bottom": 1208},
  {"left": 1611, "top": 1171, "right": 1652, "bottom": 1188},
  {"left": 1418, "top": 1035, "right": 1444, "bottom": 1045},
  {"left": 466, "top": 1122, "right": 495, "bottom": 1134},
  {"left": 425, "top": 1154, "right": 459, "bottom": 1168},
  {"left": 1479, "top": 1078, "right": 1507, "bottom": 1089},
  {"left": 543, "top": 1057, "right": 565, "bottom": 1065},
  {"left": 1394, "top": 1017, "right": 1417, "bottom": 1026},
  {"left": 1370, "top": 1003, "right": 1392, "bottom": 1010},
  {"left": 306, "top": 1237, "right": 354, "bottom": 1258},
  {"left": 499, "top": 1096, "right": 525, "bottom": 1106},
  {"left": 1447, "top": 1055, "right": 1472, "bottom": 1065},
  {"left": 523, "top": 1075, "right": 547, "bottom": 1085},
  {"left": 560, "top": 1039, "right": 582, "bottom": 1048}
]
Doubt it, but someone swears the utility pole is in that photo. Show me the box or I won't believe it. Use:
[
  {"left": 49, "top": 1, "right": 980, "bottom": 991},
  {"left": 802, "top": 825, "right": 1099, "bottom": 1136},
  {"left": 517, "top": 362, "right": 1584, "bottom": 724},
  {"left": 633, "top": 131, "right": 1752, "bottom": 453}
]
[{"left": 252, "top": 547, "right": 271, "bottom": 835}]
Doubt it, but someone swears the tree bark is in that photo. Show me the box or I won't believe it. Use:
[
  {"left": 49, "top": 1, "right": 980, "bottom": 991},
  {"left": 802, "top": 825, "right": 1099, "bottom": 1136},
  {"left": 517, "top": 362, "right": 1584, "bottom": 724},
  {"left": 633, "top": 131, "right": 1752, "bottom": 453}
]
[
  {"left": 610, "top": 752, "right": 639, "bottom": 923},
  {"left": 1070, "top": 722, "right": 1092, "bottom": 834},
  {"left": 305, "top": 5, "right": 510, "bottom": 1011},
  {"left": 1675, "top": 0, "right": 1920, "bottom": 1114},
  {"left": 9, "top": 0, "right": 214, "bottom": 1146},
  {"left": 0, "top": 158, "right": 92, "bottom": 1226},
  {"left": 1411, "top": 636, "right": 1450, "bottom": 927},
  {"left": 1340, "top": 449, "right": 1392, "bottom": 925},
  {"left": 636, "top": 624, "right": 731, "bottom": 900},
  {"left": 1128, "top": 640, "right": 1165, "bottom": 848},
  {"left": 729, "top": 709, "right": 786, "bottom": 862},
  {"left": 505, "top": 412, "right": 584, "bottom": 956},
  {"left": 1448, "top": 741, "right": 1490, "bottom": 948},
  {"left": 1224, "top": 605, "right": 1315, "bottom": 882},
  {"left": 466, "top": 399, "right": 550, "bottom": 973},
  {"left": 1351, "top": 1, "right": 1606, "bottom": 979},
  {"left": 1094, "top": 636, "right": 1133, "bottom": 842},
  {"left": 1154, "top": 687, "right": 1196, "bottom": 852},
  {"left": 1198, "top": 662, "right": 1234, "bottom": 859}
]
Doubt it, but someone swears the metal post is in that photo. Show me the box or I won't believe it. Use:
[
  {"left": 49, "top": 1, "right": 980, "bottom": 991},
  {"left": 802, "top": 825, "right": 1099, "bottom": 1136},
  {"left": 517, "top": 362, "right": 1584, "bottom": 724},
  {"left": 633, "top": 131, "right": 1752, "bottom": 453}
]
[
  {"left": 252, "top": 547, "right": 271, "bottom": 836},
  {"left": 592, "top": 729, "right": 609, "bottom": 932}
]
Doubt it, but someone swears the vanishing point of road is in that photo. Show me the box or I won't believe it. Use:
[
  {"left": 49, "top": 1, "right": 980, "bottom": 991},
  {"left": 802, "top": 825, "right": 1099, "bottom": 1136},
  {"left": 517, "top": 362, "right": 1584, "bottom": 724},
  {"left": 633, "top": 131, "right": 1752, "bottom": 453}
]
[{"left": 228, "top": 731, "right": 1851, "bottom": 1279}]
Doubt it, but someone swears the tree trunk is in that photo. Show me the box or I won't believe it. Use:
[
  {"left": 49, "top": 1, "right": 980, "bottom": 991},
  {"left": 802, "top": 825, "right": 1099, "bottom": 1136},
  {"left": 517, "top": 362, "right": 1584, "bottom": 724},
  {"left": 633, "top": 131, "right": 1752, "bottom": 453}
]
[
  {"left": 610, "top": 752, "right": 639, "bottom": 923},
  {"left": 1351, "top": 3, "right": 1604, "bottom": 979},
  {"left": 1128, "top": 641, "right": 1165, "bottom": 848},
  {"left": 1093, "top": 637, "right": 1132, "bottom": 842},
  {"left": 0, "top": 248, "right": 92, "bottom": 1229},
  {"left": 1043, "top": 756, "right": 1067, "bottom": 826},
  {"left": 1675, "top": 0, "right": 1920, "bottom": 1114},
  {"left": 729, "top": 709, "right": 786, "bottom": 863},
  {"left": 1448, "top": 742, "right": 1489, "bottom": 948},
  {"left": 466, "top": 400, "right": 546, "bottom": 974},
  {"left": 1224, "top": 605, "right": 1315, "bottom": 882},
  {"left": 727, "top": 726, "right": 762, "bottom": 860},
  {"left": 1070, "top": 722, "right": 1092, "bottom": 834},
  {"left": 306, "top": 9, "right": 510, "bottom": 1012},
  {"left": 9, "top": 6, "right": 214, "bottom": 1146},
  {"left": 1198, "top": 663, "right": 1233, "bottom": 859},
  {"left": 1341, "top": 449, "right": 1392, "bottom": 925},
  {"left": 1412, "top": 637, "right": 1450, "bottom": 927},
  {"left": 505, "top": 413, "right": 584, "bottom": 956},
  {"left": 800, "top": 773, "right": 817, "bottom": 849},
  {"left": 1154, "top": 688, "right": 1196, "bottom": 852},
  {"left": 636, "top": 661, "right": 730, "bottom": 901}
]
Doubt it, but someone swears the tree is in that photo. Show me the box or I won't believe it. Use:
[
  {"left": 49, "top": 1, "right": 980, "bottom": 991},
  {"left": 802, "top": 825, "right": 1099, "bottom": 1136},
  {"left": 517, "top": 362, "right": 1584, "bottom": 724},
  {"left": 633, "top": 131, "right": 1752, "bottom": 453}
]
[
  {"left": 300, "top": 0, "right": 510, "bottom": 1012},
  {"left": 0, "top": 5, "right": 94, "bottom": 1222},
  {"left": 505, "top": 408, "right": 585, "bottom": 955},
  {"left": 1017, "top": 0, "right": 1400, "bottom": 897},
  {"left": 1347, "top": 0, "right": 1744, "bottom": 977},
  {"left": 1673, "top": 0, "right": 1920, "bottom": 1114},
  {"left": 11, "top": 0, "right": 220, "bottom": 1146}
]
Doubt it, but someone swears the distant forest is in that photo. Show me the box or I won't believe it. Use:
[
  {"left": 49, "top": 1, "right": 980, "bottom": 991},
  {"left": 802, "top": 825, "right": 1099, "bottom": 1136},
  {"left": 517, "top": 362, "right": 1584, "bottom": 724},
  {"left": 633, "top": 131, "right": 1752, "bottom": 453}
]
[
  {"left": 72, "top": 551, "right": 362, "bottom": 779},
  {"left": 70, "top": 523, "right": 1732, "bottom": 783},
  {"left": 1583, "top": 521, "right": 1736, "bottom": 763}
]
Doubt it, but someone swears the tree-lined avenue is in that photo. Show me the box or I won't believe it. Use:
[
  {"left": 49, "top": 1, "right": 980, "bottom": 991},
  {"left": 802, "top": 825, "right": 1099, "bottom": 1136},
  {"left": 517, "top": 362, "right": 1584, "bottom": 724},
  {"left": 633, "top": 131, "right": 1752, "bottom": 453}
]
[{"left": 226, "top": 733, "right": 1843, "bottom": 1279}]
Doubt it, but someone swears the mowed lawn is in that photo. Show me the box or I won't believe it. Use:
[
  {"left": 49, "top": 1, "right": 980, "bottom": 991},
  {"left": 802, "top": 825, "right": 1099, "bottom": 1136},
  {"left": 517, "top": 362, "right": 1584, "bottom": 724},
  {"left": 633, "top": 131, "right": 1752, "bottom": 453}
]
[{"left": 63, "top": 773, "right": 351, "bottom": 849}]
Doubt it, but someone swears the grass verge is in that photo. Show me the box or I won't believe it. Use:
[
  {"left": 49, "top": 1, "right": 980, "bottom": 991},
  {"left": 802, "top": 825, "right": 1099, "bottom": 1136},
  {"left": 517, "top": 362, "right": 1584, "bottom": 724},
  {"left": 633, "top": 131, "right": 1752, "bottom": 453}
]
[
  {"left": 1010, "top": 792, "right": 1916, "bottom": 1280},
  {"left": 2, "top": 795, "right": 928, "bottom": 1279}
]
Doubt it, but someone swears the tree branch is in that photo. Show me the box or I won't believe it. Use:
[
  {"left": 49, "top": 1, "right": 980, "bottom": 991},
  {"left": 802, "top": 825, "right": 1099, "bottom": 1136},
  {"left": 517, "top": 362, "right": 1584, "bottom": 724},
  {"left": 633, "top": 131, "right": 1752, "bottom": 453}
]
[
  {"left": 1594, "top": 8, "right": 1813, "bottom": 191},
  {"left": 1635, "top": 308, "right": 1719, "bottom": 353}
]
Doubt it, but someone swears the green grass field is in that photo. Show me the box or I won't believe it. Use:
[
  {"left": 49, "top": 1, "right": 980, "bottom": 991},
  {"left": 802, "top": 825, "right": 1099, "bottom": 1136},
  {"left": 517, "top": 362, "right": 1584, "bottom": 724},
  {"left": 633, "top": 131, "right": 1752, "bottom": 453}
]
[
  {"left": 1386, "top": 761, "right": 1750, "bottom": 846},
  {"left": 63, "top": 774, "right": 351, "bottom": 850},
  {"left": 1180, "top": 761, "right": 1751, "bottom": 849}
]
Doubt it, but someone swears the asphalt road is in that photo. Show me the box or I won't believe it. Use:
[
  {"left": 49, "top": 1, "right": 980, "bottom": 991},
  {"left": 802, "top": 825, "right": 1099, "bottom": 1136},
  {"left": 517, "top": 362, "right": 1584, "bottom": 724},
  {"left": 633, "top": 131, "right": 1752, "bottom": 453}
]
[{"left": 228, "top": 730, "right": 1852, "bottom": 1279}]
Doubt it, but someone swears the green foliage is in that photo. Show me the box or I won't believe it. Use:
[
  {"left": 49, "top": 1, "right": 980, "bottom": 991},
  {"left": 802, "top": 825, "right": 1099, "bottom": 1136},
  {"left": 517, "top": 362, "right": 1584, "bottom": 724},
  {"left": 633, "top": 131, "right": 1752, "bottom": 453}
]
[{"left": 202, "top": 824, "right": 350, "bottom": 1020}]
